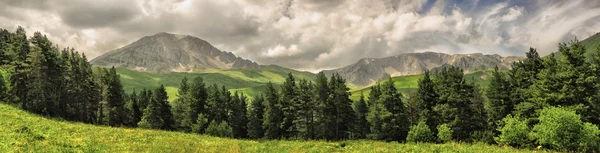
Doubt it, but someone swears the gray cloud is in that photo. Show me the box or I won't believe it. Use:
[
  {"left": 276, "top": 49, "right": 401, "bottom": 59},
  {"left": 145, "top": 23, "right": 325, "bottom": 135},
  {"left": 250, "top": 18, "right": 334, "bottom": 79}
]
[{"left": 0, "top": 0, "right": 599, "bottom": 72}]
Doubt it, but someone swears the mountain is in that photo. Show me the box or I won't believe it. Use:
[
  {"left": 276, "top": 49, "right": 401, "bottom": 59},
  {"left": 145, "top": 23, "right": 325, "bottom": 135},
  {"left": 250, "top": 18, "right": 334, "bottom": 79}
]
[
  {"left": 323, "top": 52, "right": 524, "bottom": 86},
  {"left": 90, "top": 32, "right": 259, "bottom": 72}
]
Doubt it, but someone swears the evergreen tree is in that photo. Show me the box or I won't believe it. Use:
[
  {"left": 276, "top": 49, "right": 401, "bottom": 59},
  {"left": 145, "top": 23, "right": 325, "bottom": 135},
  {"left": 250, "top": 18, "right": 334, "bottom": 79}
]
[
  {"left": 352, "top": 93, "right": 370, "bottom": 139},
  {"left": 229, "top": 92, "right": 248, "bottom": 138},
  {"left": 294, "top": 79, "right": 316, "bottom": 140},
  {"left": 138, "top": 97, "right": 163, "bottom": 129},
  {"left": 487, "top": 66, "right": 513, "bottom": 129},
  {"left": 154, "top": 85, "right": 174, "bottom": 130},
  {"left": 128, "top": 90, "right": 142, "bottom": 127},
  {"left": 328, "top": 73, "right": 356, "bottom": 140},
  {"left": 280, "top": 73, "right": 298, "bottom": 138},
  {"left": 184, "top": 77, "right": 208, "bottom": 130},
  {"left": 248, "top": 94, "right": 265, "bottom": 139},
  {"left": 367, "top": 85, "right": 385, "bottom": 140},
  {"left": 314, "top": 72, "right": 333, "bottom": 139},
  {"left": 263, "top": 82, "right": 283, "bottom": 139},
  {"left": 26, "top": 47, "right": 48, "bottom": 115},
  {"left": 379, "top": 77, "right": 409, "bottom": 142},
  {"left": 104, "top": 67, "right": 126, "bottom": 126},
  {"left": 10, "top": 26, "right": 31, "bottom": 109},
  {"left": 416, "top": 70, "right": 440, "bottom": 133}
]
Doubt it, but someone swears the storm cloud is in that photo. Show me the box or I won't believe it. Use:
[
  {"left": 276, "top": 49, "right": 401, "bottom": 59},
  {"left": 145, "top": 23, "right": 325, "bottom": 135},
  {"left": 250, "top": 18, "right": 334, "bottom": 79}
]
[{"left": 1, "top": 0, "right": 599, "bottom": 72}]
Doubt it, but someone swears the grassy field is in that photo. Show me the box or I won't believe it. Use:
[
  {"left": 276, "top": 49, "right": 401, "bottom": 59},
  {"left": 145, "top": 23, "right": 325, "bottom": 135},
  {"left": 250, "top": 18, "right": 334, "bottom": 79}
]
[
  {"left": 0, "top": 103, "right": 547, "bottom": 152},
  {"left": 349, "top": 70, "right": 494, "bottom": 100},
  {"left": 114, "top": 65, "right": 316, "bottom": 101}
]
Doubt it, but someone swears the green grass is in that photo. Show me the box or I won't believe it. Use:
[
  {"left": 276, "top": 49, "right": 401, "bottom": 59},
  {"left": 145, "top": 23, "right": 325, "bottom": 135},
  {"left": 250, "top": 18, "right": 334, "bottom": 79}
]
[
  {"left": 349, "top": 70, "right": 494, "bottom": 100},
  {"left": 0, "top": 103, "right": 547, "bottom": 152},
  {"left": 114, "top": 65, "right": 316, "bottom": 101}
]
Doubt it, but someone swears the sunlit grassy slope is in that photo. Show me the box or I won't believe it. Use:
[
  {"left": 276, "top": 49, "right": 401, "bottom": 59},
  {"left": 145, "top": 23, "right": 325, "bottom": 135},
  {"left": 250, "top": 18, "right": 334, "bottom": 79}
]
[
  {"left": 115, "top": 65, "right": 316, "bottom": 101},
  {"left": 0, "top": 104, "right": 544, "bottom": 152},
  {"left": 349, "top": 70, "right": 494, "bottom": 100}
]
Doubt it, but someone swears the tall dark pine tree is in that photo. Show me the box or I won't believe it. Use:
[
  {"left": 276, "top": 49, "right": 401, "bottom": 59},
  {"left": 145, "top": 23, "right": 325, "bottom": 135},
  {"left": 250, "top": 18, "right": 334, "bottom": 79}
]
[
  {"left": 263, "top": 82, "right": 283, "bottom": 139},
  {"left": 294, "top": 79, "right": 316, "bottom": 140},
  {"left": 248, "top": 94, "right": 265, "bottom": 139},
  {"left": 352, "top": 93, "right": 370, "bottom": 139},
  {"left": 10, "top": 26, "right": 31, "bottom": 109},
  {"left": 313, "top": 72, "right": 332, "bottom": 139},
  {"left": 416, "top": 70, "right": 439, "bottom": 133},
  {"left": 280, "top": 73, "right": 298, "bottom": 138},
  {"left": 138, "top": 94, "right": 163, "bottom": 129},
  {"left": 25, "top": 47, "right": 48, "bottom": 115},
  {"left": 129, "top": 90, "right": 142, "bottom": 127},
  {"left": 155, "top": 85, "right": 174, "bottom": 130},
  {"left": 185, "top": 77, "right": 208, "bottom": 130},
  {"left": 433, "top": 66, "right": 479, "bottom": 141},
  {"left": 229, "top": 92, "right": 248, "bottom": 138},
  {"left": 328, "top": 73, "right": 356, "bottom": 140},
  {"left": 367, "top": 84, "right": 384, "bottom": 140},
  {"left": 510, "top": 48, "right": 544, "bottom": 119},
  {"left": 486, "top": 66, "right": 513, "bottom": 129},
  {"left": 379, "top": 78, "right": 409, "bottom": 142},
  {"left": 172, "top": 77, "right": 190, "bottom": 130},
  {"left": 104, "top": 67, "right": 126, "bottom": 126}
]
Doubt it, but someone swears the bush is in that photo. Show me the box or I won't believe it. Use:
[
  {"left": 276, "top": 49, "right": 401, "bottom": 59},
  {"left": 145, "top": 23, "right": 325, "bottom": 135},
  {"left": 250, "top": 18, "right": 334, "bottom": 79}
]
[
  {"left": 437, "top": 124, "right": 453, "bottom": 143},
  {"left": 407, "top": 121, "right": 435, "bottom": 143},
  {"left": 531, "top": 107, "right": 600, "bottom": 151},
  {"left": 471, "top": 130, "right": 494, "bottom": 144},
  {"left": 206, "top": 121, "right": 232, "bottom": 138},
  {"left": 191, "top": 113, "right": 209, "bottom": 134},
  {"left": 496, "top": 115, "right": 530, "bottom": 147}
]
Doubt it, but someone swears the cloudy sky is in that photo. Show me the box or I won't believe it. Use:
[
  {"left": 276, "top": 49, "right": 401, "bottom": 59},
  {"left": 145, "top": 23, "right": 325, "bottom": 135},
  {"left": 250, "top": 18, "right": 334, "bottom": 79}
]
[{"left": 1, "top": 0, "right": 599, "bottom": 72}]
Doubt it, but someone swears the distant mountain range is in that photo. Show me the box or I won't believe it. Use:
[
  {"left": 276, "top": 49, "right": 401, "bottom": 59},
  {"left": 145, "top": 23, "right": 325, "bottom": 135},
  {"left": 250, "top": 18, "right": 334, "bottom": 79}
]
[
  {"left": 323, "top": 52, "right": 524, "bottom": 86},
  {"left": 90, "top": 32, "right": 259, "bottom": 72},
  {"left": 91, "top": 32, "right": 528, "bottom": 87}
]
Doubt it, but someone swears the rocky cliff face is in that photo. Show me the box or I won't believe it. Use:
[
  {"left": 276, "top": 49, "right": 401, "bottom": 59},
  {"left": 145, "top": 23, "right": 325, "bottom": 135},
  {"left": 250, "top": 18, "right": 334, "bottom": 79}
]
[
  {"left": 323, "top": 52, "right": 524, "bottom": 86},
  {"left": 90, "top": 32, "right": 259, "bottom": 72}
]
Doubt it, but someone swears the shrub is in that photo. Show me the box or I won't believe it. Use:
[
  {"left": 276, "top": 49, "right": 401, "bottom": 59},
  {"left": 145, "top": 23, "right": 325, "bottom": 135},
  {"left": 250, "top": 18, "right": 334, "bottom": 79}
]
[
  {"left": 531, "top": 107, "right": 600, "bottom": 151},
  {"left": 206, "top": 121, "right": 232, "bottom": 138},
  {"left": 191, "top": 113, "right": 209, "bottom": 134},
  {"left": 496, "top": 114, "right": 530, "bottom": 147},
  {"left": 407, "top": 121, "right": 435, "bottom": 143},
  {"left": 437, "top": 124, "right": 453, "bottom": 143}
]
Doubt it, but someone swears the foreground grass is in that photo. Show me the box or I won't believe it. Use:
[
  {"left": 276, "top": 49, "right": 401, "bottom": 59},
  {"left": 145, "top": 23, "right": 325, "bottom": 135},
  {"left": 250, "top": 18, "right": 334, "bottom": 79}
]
[{"left": 0, "top": 104, "right": 545, "bottom": 152}]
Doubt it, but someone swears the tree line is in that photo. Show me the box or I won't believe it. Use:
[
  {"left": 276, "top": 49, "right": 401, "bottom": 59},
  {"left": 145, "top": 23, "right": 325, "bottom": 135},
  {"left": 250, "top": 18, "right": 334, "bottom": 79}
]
[{"left": 1, "top": 27, "right": 599, "bottom": 151}]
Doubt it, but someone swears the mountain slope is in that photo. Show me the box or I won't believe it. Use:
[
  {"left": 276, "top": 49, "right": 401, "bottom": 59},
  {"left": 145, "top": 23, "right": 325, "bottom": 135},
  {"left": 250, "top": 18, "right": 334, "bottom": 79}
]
[
  {"left": 324, "top": 52, "right": 523, "bottom": 86},
  {"left": 0, "top": 104, "right": 535, "bottom": 152},
  {"left": 113, "top": 65, "right": 316, "bottom": 101},
  {"left": 90, "top": 32, "right": 259, "bottom": 72}
]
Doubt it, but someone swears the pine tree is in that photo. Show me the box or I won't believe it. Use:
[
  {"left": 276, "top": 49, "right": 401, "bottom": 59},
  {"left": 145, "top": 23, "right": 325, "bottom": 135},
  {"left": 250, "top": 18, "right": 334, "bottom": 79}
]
[
  {"left": 263, "top": 82, "right": 283, "bottom": 139},
  {"left": 138, "top": 96, "right": 163, "bottom": 129},
  {"left": 104, "top": 67, "right": 126, "bottom": 126},
  {"left": 184, "top": 77, "right": 208, "bottom": 130},
  {"left": 172, "top": 77, "right": 190, "bottom": 130},
  {"left": 280, "top": 73, "right": 298, "bottom": 138},
  {"left": 379, "top": 77, "right": 409, "bottom": 142},
  {"left": 294, "top": 79, "right": 317, "bottom": 140},
  {"left": 155, "top": 85, "right": 174, "bottom": 130},
  {"left": 129, "top": 90, "right": 142, "bottom": 127},
  {"left": 367, "top": 85, "right": 385, "bottom": 140},
  {"left": 487, "top": 66, "right": 513, "bottom": 129},
  {"left": 328, "top": 73, "right": 356, "bottom": 140},
  {"left": 26, "top": 47, "right": 48, "bottom": 115},
  {"left": 352, "top": 93, "right": 370, "bottom": 139},
  {"left": 314, "top": 72, "right": 332, "bottom": 139},
  {"left": 248, "top": 94, "right": 265, "bottom": 139},
  {"left": 10, "top": 26, "right": 31, "bottom": 109},
  {"left": 416, "top": 70, "right": 439, "bottom": 133},
  {"left": 229, "top": 92, "right": 248, "bottom": 138}
]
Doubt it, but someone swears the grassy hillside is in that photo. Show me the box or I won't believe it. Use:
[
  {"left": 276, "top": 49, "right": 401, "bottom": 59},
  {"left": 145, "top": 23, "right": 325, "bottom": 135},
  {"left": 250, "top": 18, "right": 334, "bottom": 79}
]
[
  {"left": 114, "top": 65, "right": 316, "bottom": 101},
  {"left": 349, "top": 70, "right": 494, "bottom": 100},
  {"left": 581, "top": 32, "right": 600, "bottom": 58},
  {"left": 0, "top": 104, "right": 546, "bottom": 152}
]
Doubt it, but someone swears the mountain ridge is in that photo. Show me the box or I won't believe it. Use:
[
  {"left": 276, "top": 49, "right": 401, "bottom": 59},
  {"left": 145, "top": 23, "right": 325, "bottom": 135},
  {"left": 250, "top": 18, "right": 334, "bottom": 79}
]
[
  {"left": 90, "top": 32, "right": 260, "bottom": 72},
  {"left": 323, "top": 52, "right": 524, "bottom": 86}
]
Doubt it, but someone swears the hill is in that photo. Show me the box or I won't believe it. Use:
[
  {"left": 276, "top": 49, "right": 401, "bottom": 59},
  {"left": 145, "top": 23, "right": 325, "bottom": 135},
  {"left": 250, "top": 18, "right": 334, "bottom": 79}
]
[
  {"left": 0, "top": 104, "right": 542, "bottom": 152},
  {"left": 323, "top": 52, "right": 523, "bottom": 87},
  {"left": 114, "top": 65, "right": 316, "bottom": 101},
  {"left": 90, "top": 32, "right": 259, "bottom": 72},
  {"left": 349, "top": 70, "right": 493, "bottom": 100}
]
